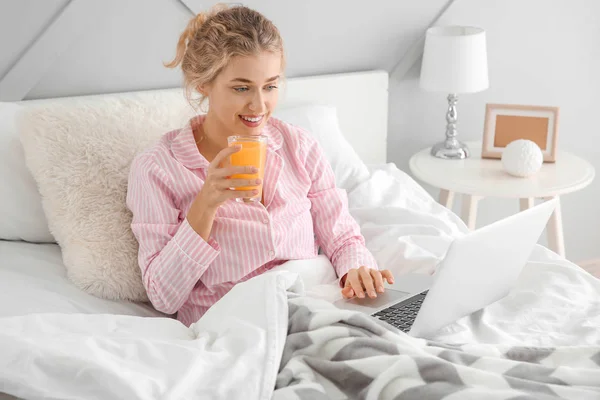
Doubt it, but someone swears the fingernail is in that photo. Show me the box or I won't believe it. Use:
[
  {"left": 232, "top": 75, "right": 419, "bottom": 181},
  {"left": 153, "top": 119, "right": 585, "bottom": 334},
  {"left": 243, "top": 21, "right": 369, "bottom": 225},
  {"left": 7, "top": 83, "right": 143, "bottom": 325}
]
[
  {"left": 358, "top": 292, "right": 365, "bottom": 298},
  {"left": 255, "top": 179, "right": 262, "bottom": 184},
  {"left": 378, "top": 286, "right": 384, "bottom": 293},
  {"left": 348, "top": 289, "right": 354, "bottom": 296},
  {"left": 370, "top": 291, "right": 377, "bottom": 298}
]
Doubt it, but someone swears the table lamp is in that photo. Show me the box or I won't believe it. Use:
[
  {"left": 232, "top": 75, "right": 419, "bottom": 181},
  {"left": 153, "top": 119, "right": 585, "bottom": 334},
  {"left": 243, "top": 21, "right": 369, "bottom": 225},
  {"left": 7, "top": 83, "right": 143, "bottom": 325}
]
[{"left": 420, "top": 26, "right": 489, "bottom": 159}]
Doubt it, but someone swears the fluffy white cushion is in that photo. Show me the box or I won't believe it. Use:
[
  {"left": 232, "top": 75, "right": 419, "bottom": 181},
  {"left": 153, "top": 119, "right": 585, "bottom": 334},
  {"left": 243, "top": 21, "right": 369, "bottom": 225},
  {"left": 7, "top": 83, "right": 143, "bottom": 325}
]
[
  {"left": 274, "top": 105, "right": 369, "bottom": 191},
  {"left": 0, "top": 102, "right": 54, "bottom": 242},
  {"left": 17, "top": 91, "right": 196, "bottom": 301}
]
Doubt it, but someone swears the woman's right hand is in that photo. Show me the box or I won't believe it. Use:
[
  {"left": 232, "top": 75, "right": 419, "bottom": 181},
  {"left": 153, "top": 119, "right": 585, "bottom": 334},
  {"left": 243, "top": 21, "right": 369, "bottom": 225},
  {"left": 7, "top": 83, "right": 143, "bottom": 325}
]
[{"left": 187, "top": 145, "right": 260, "bottom": 238}]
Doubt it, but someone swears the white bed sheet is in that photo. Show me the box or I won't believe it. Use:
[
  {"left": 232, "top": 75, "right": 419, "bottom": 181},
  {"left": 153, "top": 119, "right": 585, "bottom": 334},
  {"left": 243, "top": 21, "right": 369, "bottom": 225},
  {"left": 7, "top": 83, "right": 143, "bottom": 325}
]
[
  {"left": 1, "top": 163, "right": 599, "bottom": 399},
  {"left": 0, "top": 241, "right": 164, "bottom": 319}
]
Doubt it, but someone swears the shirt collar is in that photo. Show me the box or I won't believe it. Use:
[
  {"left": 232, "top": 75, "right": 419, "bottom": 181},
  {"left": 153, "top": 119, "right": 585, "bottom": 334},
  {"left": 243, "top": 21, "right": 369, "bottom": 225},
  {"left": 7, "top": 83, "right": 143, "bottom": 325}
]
[
  {"left": 263, "top": 119, "right": 284, "bottom": 151},
  {"left": 171, "top": 115, "right": 209, "bottom": 169},
  {"left": 171, "top": 115, "right": 283, "bottom": 170}
]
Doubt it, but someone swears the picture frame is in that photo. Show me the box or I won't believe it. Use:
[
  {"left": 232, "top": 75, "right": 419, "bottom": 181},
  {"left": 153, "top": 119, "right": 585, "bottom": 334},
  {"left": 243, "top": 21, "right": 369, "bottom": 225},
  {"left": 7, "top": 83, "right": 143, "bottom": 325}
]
[{"left": 482, "top": 103, "right": 559, "bottom": 162}]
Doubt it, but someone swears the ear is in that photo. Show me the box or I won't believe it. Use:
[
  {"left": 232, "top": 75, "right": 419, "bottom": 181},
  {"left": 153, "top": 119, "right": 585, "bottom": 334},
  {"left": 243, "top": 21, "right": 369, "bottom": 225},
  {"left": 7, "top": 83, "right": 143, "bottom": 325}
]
[{"left": 198, "top": 83, "right": 210, "bottom": 97}]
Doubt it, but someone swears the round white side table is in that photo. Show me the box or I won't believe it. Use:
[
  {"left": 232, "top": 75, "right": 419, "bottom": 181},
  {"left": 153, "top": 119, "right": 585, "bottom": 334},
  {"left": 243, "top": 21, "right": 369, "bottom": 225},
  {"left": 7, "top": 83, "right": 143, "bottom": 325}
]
[{"left": 409, "top": 141, "right": 595, "bottom": 257}]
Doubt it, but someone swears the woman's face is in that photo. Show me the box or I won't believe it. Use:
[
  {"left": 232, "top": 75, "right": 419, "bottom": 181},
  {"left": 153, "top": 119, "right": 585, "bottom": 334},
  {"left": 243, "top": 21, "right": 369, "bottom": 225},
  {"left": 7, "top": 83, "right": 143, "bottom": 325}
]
[{"left": 203, "top": 51, "right": 282, "bottom": 137}]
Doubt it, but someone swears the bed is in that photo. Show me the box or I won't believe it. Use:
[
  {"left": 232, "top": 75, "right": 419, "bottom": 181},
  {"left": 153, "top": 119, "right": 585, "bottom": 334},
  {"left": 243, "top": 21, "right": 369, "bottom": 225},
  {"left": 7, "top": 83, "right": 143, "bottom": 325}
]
[{"left": 1, "top": 70, "right": 600, "bottom": 400}]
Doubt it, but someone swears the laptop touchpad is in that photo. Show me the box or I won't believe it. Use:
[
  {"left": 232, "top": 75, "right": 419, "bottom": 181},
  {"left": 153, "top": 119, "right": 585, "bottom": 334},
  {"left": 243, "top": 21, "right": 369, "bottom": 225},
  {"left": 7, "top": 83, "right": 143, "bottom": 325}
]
[{"left": 335, "top": 289, "right": 411, "bottom": 312}]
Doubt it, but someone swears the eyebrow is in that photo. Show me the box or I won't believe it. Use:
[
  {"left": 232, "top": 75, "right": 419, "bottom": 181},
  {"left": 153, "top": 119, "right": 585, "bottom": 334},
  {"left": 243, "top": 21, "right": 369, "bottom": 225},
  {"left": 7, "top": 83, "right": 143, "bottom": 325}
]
[{"left": 230, "top": 75, "right": 280, "bottom": 83}]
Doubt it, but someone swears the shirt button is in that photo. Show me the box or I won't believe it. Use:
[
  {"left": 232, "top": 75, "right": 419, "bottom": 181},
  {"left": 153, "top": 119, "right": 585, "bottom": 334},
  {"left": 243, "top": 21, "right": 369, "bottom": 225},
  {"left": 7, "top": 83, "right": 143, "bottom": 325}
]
[
  {"left": 269, "top": 250, "right": 275, "bottom": 257},
  {"left": 263, "top": 219, "right": 269, "bottom": 224}
]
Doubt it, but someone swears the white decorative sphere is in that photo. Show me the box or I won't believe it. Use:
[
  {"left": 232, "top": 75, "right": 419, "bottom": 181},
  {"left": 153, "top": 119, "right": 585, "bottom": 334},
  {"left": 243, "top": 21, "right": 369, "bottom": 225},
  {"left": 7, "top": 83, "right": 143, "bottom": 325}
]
[{"left": 501, "top": 139, "right": 544, "bottom": 178}]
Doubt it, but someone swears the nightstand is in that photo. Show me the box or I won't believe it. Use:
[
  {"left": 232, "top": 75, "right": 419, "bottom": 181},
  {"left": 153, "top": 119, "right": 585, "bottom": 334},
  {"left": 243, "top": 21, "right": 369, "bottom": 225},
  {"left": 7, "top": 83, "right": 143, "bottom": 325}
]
[{"left": 409, "top": 141, "right": 595, "bottom": 257}]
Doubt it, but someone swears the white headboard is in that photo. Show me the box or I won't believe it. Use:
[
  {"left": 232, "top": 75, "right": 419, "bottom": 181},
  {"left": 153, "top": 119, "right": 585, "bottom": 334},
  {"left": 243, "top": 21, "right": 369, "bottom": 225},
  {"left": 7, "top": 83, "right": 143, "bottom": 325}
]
[
  {"left": 20, "top": 70, "right": 389, "bottom": 164},
  {"left": 279, "top": 70, "right": 389, "bottom": 164}
]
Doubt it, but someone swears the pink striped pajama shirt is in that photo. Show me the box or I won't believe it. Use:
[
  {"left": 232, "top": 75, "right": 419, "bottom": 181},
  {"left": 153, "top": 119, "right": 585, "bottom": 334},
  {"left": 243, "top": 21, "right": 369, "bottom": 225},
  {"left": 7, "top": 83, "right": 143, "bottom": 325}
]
[{"left": 126, "top": 115, "right": 378, "bottom": 326}]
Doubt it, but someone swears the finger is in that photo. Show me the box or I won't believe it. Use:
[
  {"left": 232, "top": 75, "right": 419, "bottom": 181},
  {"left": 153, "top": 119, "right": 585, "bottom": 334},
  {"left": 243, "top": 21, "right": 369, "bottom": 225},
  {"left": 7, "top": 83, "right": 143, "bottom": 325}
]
[
  {"left": 217, "top": 178, "right": 261, "bottom": 189},
  {"left": 359, "top": 267, "right": 377, "bottom": 298},
  {"left": 213, "top": 165, "right": 258, "bottom": 178},
  {"left": 341, "top": 286, "right": 355, "bottom": 299},
  {"left": 370, "top": 270, "right": 385, "bottom": 293},
  {"left": 210, "top": 145, "right": 242, "bottom": 169},
  {"left": 340, "top": 273, "right": 349, "bottom": 288},
  {"left": 380, "top": 270, "right": 395, "bottom": 285},
  {"left": 344, "top": 269, "right": 356, "bottom": 288},
  {"left": 348, "top": 272, "right": 365, "bottom": 299},
  {"left": 224, "top": 188, "right": 259, "bottom": 199}
]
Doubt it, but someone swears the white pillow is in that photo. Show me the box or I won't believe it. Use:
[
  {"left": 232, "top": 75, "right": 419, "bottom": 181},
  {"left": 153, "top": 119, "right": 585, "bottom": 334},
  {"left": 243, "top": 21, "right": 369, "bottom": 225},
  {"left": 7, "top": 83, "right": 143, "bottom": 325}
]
[
  {"left": 273, "top": 105, "right": 370, "bottom": 191},
  {"left": 0, "top": 102, "right": 54, "bottom": 242}
]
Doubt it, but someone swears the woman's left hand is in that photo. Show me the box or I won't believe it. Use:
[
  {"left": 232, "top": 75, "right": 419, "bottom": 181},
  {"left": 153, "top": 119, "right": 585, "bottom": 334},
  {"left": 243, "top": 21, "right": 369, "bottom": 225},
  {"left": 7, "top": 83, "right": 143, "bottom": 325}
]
[{"left": 341, "top": 267, "right": 394, "bottom": 299}]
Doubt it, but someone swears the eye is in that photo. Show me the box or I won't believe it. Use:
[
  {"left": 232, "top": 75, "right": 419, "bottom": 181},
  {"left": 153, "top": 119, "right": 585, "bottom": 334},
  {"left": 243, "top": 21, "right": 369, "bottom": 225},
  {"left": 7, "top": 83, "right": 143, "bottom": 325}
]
[
  {"left": 233, "top": 87, "right": 249, "bottom": 93},
  {"left": 265, "top": 85, "right": 278, "bottom": 91}
]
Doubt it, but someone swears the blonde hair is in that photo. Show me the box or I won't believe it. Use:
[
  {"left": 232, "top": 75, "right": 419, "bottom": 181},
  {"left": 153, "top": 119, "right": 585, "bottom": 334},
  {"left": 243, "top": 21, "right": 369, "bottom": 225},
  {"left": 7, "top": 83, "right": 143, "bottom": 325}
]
[{"left": 165, "top": 4, "right": 285, "bottom": 109}]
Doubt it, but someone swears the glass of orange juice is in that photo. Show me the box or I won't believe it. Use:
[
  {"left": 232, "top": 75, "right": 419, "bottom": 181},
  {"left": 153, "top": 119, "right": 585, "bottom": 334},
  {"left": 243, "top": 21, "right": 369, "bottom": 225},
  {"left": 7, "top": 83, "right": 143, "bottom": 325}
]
[{"left": 227, "top": 135, "right": 268, "bottom": 203}]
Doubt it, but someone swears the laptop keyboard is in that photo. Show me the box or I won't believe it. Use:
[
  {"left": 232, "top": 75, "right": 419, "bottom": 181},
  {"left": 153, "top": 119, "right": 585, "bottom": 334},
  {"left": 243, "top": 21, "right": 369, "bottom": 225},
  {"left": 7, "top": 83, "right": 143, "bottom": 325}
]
[{"left": 372, "top": 291, "right": 428, "bottom": 333}]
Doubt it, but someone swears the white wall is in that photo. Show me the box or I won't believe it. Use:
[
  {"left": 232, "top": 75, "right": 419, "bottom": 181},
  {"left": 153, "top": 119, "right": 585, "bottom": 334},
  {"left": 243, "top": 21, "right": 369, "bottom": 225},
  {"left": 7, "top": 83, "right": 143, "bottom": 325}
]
[
  {"left": 0, "top": 0, "right": 448, "bottom": 99},
  {"left": 389, "top": 0, "right": 600, "bottom": 263}
]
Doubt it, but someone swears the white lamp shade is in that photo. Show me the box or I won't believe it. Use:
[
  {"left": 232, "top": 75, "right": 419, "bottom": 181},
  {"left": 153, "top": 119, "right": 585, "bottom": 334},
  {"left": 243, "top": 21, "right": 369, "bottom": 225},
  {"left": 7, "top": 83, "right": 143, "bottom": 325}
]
[{"left": 420, "top": 26, "right": 489, "bottom": 94}]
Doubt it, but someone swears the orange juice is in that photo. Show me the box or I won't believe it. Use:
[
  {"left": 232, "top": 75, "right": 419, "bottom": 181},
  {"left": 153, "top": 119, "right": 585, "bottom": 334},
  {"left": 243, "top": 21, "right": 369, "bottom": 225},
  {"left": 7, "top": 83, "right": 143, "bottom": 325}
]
[{"left": 227, "top": 135, "right": 268, "bottom": 202}]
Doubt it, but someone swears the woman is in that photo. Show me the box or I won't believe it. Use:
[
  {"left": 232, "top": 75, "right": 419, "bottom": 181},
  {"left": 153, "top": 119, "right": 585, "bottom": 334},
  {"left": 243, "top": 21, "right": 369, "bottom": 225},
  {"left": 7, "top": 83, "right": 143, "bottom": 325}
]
[{"left": 126, "top": 4, "right": 394, "bottom": 326}]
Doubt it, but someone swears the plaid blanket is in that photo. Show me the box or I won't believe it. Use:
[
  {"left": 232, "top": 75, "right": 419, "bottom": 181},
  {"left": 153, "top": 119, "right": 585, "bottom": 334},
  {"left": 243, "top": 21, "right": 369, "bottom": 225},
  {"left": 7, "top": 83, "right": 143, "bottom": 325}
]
[{"left": 273, "top": 295, "right": 600, "bottom": 400}]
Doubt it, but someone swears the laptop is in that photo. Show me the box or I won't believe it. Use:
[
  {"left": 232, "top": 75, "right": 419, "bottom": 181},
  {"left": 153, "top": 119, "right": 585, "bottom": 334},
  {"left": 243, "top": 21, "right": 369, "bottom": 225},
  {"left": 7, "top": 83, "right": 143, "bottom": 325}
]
[{"left": 334, "top": 198, "right": 557, "bottom": 338}]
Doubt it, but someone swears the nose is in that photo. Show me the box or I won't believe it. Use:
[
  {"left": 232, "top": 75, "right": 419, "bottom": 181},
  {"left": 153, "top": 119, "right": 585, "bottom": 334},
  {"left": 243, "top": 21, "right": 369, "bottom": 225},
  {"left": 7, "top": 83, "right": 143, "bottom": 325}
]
[{"left": 248, "top": 90, "right": 266, "bottom": 114}]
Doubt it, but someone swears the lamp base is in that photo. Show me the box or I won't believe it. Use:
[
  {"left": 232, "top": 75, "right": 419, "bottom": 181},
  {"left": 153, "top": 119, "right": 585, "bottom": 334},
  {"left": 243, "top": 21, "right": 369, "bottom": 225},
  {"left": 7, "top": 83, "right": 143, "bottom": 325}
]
[
  {"left": 430, "top": 93, "right": 470, "bottom": 160},
  {"left": 430, "top": 139, "right": 470, "bottom": 160}
]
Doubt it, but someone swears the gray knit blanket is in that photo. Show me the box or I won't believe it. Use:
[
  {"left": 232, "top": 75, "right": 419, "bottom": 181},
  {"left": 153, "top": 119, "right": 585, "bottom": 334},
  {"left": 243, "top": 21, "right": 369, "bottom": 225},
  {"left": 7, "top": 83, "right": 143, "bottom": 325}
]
[{"left": 273, "top": 296, "right": 600, "bottom": 400}]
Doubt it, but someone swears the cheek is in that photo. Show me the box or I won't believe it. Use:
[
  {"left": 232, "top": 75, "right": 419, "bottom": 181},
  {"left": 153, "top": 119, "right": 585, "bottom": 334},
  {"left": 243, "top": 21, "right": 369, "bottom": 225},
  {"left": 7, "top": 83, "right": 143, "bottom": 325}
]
[
  {"left": 211, "top": 92, "right": 243, "bottom": 117},
  {"left": 267, "top": 91, "right": 279, "bottom": 109}
]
